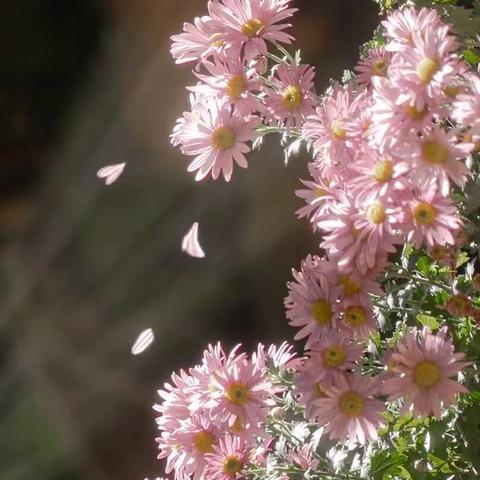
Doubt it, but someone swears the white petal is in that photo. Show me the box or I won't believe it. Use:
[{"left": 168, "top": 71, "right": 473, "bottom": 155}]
[
  {"left": 96, "top": 163, "right": 126, "bottom": 186},
  {"left": 131, "top": 328, "right": 155, "bottom": 355},
  {"left": 181, "top": 222, "right": 205, "bottom": 258}
]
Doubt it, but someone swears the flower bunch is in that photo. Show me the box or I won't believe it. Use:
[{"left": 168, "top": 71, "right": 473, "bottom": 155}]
[{"left": 158, "top": 1, "right": 480, "bottom": 478}]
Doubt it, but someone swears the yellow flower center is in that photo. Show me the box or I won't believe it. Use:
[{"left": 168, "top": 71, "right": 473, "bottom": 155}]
[
  {"left": 421, "top": 141, "right": 448, "bottom": 165},
  {"left": 367, "top": 200, "right": 386, "bottom": 224},
  {"left": 414, "top": 361, "right": 441, "bottom": 389},
  {"left": 417, "top": 57, "right": 439, "bottom": 84},
  {"left": 340, "top": 275, "right": 361, "bottom": 297},
  {"left": 323, "top": 346, "right": 347, "bottom": 368},
  {"left": 371, "top": 59, "right": 387, "bottom": 76},
  {"left": 282, "top": 85, "right": 303, "bottom": 111},
  {"left": 331, "top": 120, "right": 346, "bottom": 140},
  {"left": 212, "top": 126, "right": 236, "bottom": 150},
  {"left": 412, "top": 202, "right": 436, "bottom": 225},
  {"left": 373, "top": 159, "right": 394, "bottom": 183},
  {"left": 339, "top": 391, "right": 364, "bottom": 417},
  {"left": 241, "top": 18, "right": 264, "bottom": 38},
  {"left": 226, "top": 75, "right": 246, "bottom": 100},
  {"left": 209, "top": 33, "right": 225, "bottom": 48},
  {"left": 193, "top": 431, "right": 215, "bottom": 454},
  {"left": 311, "top": 299, "right": 332, "bottom": 325},
  {"left": 345, "top": 305, "right": 367, "bottom": 327},
  {"left": 223, "top": 455, "right": 243, "bottom": 476},
  {"left": 225, "top": 382, "right": 249, "bottom": 405},
  {"left": 315, "top": 187, "right": 328, "bottom": 197},
  {"left": 404, "top": 104, "right": 427, "bottom": 121},
  {"left": 315, "top": 381, "right": 326, "bottom": 397}
]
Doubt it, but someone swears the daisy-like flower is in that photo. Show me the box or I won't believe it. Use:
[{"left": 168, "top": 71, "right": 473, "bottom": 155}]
[
  {"left": 453, "top": 74, "right": 480, "bottom": 142},
  {"left": 171, "top": 16, "right": 225, "bottom": 65},
  {"left": 191, "top": 56, "right": 262, "bottom": 115},
  {"left": 384, "top": 327, "right": 470, "bottom": 418},
  {"left": 381, "top": 6, "right": 442, "bottom": 52},
  {"left": 355, "top": 47, "right": 391, "bottom": 86},
  {"left": 340, "top": 298, "right": 377, "bottom": 340},
  {"left": 157, "top": 416, "right": 221, "bottom": 480},
  {"left": 303, "top": 86, "right": 367, "bottom": 180},
  {"left": 369, "top": 77, "right": 433, "bottom": 148},
  {"left": 292, "top": 358, "right": 332, "bottom": 421},
  {"left": 264, "top": 62, "right": 316, "bottom": 128},
  {"left": 444, "top": 293, "right": 472, "bottom": 317},
  {"left": 389, "top": 25, "right": 464, "bottom": 104},
  {"left": 295, "top": 163, "right": 337, "bottom": 229},
  {"left": 191, "top": 344, "right": 275, "bottom": 430},
  {"left": 287, "top": 443, "right": 320, "bottom": 471},
  {"left": 172, "top": 97, "right": 258, "bottom": 182},
  {"left": 406, "top": 183, "right": 461, "bottom": 248},
  {"left": 205, "top": 434, "right": 249, "bottom": 480},
  {"left": 349, "top": 150, "right": 410, "bottom": 204},
  {"left": 307, "top": 330, "right": 363, "bottom": 381},
  {"left": 285, "top": 255, "right": 340, "bottom": 347},
  {"left": 398, "top": 126, "right": 471, "bottom": 196},
  {"left": 315, "top": 373, "right": 386, "bottom": 444},
  {"left": 210, "top": 0, "right": 297, "bottom": 60}
]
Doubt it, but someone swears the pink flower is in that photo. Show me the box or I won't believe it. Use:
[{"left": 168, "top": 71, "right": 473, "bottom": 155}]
[
  {"left": 340, "top": 299, "right": 378, "bottom": 340},
  {"left": 315, "top": 373, "right": 386, "bottom": 444},
  {"left": 191, "top": 56, "right": 262, "bottom": 115},
  {"left": 406, "top": 184, "right": 461, "bottom": 248},
  {"left": 295, "top": 163, "right": 337, "bottom": 229},
  {"left": 292, "top": 358, "right": 332, "bottom": 421},
  {"left": 445, "top": 294, "right": 472, "bottom": 317},
  {"left": 210, "top": 0, "right": 297, "bottom": 60},
  {"left": 303, "top": 86, "right": 367, "bottom": 180},
  {"left": 369, "top": 77, "right": 432, "bottom": 149},
  {"left": 355, "top": 47, "right": 391, "bottom": 86},
  {"left": 264, "top": 62, "right": 316, "bottom": 128},
  {"left": 381, "top": 7, "right": 442, "bottom": 53},
  {"left": 397, "top": 127, "right": 471, "bottom": 196},
  {"left": 349, "top": 150, "right": 410, "bottom": 204},
  {"left": 171, "top": 16, "right": 224, "bottom": 65},
  {"left": 191, "top": 344, "right": 275, "bottom": 430},
  {"left": 287, "top": 443, "right": 320, "bottom": 471},
  {"left": 205, "top": 434, "right": 249, "bottom": 480},
  {"left": 285, "top": 255, "right": 340, "bottom": 347},
  {"left": 172, "top": 97, "right": 258, "bottom": 181},
  {"left": 306, "top": 330, "right": 363, "bottom": 382},
  {"left": 384, "top": 327, "right": 470, "bottom": 418},
  {"left": 453, "top": 74, "right": 480, "bottom": 142}
]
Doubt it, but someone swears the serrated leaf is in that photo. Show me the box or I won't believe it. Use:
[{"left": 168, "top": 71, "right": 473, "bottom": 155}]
[{"left": 456, "top": 251, "right": 470, "bottom": 268}]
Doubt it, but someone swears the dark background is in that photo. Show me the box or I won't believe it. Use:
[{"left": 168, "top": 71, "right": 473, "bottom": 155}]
[{"left": 0, "top": 1, "right": 378, "bottom": 479}]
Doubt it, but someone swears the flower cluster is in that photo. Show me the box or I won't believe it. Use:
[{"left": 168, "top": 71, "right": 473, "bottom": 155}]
[{"left": 160, "top": 2, "right": 479, "bottom": 479}]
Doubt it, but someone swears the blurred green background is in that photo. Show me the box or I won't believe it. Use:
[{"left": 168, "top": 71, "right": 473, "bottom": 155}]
[{"left": 0, "top": 1, "right": 378, "bottom": 479}]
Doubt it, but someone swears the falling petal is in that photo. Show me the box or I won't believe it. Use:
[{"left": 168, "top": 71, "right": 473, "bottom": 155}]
[
  {"left": 96, "top": 163, "right": 126, "bottom": 186},
  {"left": 181, "top": 222, "right": 205, "bottom": 258},
  {"left": 131, "top": 328, "right": 155, "bottom": 355}
]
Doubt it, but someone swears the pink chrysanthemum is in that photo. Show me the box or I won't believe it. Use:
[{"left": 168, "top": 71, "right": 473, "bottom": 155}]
[
  {"left": 287, "top": 443, "right": 320, "bottom": 471},
  {"left": 444, "top": 293, "right": 472, "bottom": 317},
  {"left": 210, "top": 0, "right": 297, "bottom": 60},
  {"left": 292, "top": 358, "right": 332, "bottom": 421},
  {"left": 264, "top": 62, "right": 316, "bottom": 128},
  {"left": 191, "top": 344, "right": 275, "bottom": 430},
  {"left": 172, "top": 97, "right": 258, "bottom": 182},
  {"left": 406, "top": 183, "right": 461, "bottom": 248},
  {"left": 340, "top": 298, "right": 378, "bottom": 340},
  {"left": 303, "top": 86, "right": 367, "bottom": 180},
  {"left": 381, "top": 7, "right": 442, "bottom": 52},
  {"left": 369, "top": 77, "right": 433, "bottom": 148},
  {"left": 315, "top": 373, "right": 386, "bottom": 444},
  {"left": 285, "top": 255, "right": 340, "bottom": 347},
  {"left": 453, "top": 74, "right": 480, "bottom": 142},
  {"left": 384, "top": 327, "right": 470, "bottom": 418},
  {"left": 205, "top": 434, "right": 249, "bottom": 480},
  {"left": 349, "top": 150, "right": 410, "bottom": 204},
  {"left": 295, "top": 163, "right": 337, "bottom": 229},
  {"left": 355, "top": 47, "right": 391, "bottom": 86},
  {"left": 307, "top": 330, "right": 363, "bottom": 382},
  {"left": 397, "top": 126, "right": 471, "bottom": 196},
  {"left": 171, "top": 16, "right": 224, "bottom": 65},
  {"left": 191, "top": 56, "right": 262, "bottom": 115}
]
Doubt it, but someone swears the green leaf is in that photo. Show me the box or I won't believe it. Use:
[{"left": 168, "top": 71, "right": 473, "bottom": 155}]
[
  {"left": 371, "top": 450, "right": 408, "bottom": 480},
  {"left": 417, "top": 314, "right": 440, "bottom": 330},
  {"left": 464, "top": 49, "right": 480, "bottom": 66},
  {"left": 456, "top": 251, "right": 470, "bottom": 268},
  {"left": 416, "top": 256, "right": 432, "bottom": 275}
]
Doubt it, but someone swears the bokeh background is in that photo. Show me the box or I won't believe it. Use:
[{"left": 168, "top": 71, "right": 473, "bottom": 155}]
[{"left": 0, "top": 1, "right": 380, "bottom": 479}]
